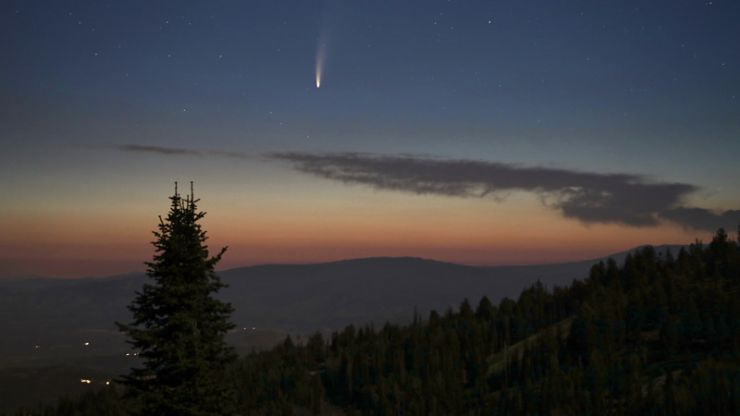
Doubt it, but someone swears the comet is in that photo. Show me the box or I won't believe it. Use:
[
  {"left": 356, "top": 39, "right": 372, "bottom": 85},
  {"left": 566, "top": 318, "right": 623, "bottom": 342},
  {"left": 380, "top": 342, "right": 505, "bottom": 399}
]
[{"left": 315, "top": 40, "right": 327, "bottom": 88}]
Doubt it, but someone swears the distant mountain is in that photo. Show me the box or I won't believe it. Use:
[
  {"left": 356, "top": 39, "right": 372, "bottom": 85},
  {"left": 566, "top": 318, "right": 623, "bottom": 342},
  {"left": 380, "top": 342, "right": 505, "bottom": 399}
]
[
  {"left": 0, "top": 246, "right": 684, "bottom": 365},
  {"left": 0, "top": 246, "right": 690, "bottom": 413}
]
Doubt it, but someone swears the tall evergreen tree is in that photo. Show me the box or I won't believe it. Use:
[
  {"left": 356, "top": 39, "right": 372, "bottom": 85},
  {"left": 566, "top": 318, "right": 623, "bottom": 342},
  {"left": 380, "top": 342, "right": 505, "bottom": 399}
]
[{"left": 117, "top": 183, "right": 236, "bottom": 416}]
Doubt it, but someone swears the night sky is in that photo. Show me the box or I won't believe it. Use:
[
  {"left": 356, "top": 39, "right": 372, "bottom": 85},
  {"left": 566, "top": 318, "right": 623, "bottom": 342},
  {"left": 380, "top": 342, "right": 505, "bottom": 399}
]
[{"left": 2, "top": 0, "right": 739, "bottom": 277}]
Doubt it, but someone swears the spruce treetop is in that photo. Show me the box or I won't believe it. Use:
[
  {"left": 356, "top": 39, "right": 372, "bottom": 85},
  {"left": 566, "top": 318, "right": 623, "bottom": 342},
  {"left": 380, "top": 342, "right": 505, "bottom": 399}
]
[{"left": 117, "top": 183, "right": 236, "bottom": 416}]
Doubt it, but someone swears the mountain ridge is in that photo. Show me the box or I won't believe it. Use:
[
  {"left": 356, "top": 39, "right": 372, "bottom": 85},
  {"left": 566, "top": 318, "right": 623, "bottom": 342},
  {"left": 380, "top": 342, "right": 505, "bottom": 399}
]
[
  {"left": 1, "top": 244, "right": 685, "bottom": 281},
  {"left": 0, "top": 245, "right": 686, "bottom": 365}
]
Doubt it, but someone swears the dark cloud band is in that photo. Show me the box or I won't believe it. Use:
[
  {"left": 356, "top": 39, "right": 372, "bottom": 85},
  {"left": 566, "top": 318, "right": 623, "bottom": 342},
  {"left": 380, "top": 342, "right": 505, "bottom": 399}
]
[
  {"left": 105, "top": 145, "right": 739, "bottom": 231},
  {"left": 270, "top": 152, "right": 739, "bottom": 231},
  {"left": 660, "top": 207, "right": 740, "bottom": 232},
  {"left": 109, "top": 144, "right": 250, "bottom": 159}
]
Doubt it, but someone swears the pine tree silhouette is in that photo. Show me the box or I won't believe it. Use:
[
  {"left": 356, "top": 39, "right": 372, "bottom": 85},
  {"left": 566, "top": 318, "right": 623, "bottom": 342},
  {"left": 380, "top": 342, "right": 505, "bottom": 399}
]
[{"left": 117, "top": 183, "right": 236, "bottom": 416}]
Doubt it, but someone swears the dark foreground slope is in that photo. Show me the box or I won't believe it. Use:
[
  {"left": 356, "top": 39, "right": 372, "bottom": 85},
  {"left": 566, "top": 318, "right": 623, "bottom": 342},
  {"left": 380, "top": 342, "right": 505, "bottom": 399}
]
[
  {"left": 1, "top": 254, "right": 626, "bottom": 413},
  {"left": 11, "top": 234, "right": 738, "bottom": 415},
  {"left": 4, "top": 250, "right": 672, "bottom": 364},
  {"left": 0, "top": 253, "right": 620, "bottom": 413}
]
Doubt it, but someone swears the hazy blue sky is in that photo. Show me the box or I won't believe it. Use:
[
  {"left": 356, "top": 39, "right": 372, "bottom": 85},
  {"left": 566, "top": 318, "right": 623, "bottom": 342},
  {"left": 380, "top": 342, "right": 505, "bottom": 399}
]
[{"left": 1, "top": 0, "right": 739, "bottom": 277}]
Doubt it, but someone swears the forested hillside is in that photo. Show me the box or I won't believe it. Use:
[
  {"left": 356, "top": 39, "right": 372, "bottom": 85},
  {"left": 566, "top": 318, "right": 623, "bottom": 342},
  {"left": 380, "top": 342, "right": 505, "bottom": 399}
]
[{"left": 10, "top": 230, "right": 739, "bottom": 415}]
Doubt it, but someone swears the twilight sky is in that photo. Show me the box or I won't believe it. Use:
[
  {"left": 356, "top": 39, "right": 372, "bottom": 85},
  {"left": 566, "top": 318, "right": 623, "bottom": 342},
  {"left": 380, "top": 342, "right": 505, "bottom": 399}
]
[{"left": 1, "top": 0, "right": 739, "bottom": 278}]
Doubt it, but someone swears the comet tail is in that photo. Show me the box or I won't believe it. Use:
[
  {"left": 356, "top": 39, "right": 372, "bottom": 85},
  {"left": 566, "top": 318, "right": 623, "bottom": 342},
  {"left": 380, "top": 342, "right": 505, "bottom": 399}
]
[{"left": 315, "top": 42, "right": 327, "bottom": 89}]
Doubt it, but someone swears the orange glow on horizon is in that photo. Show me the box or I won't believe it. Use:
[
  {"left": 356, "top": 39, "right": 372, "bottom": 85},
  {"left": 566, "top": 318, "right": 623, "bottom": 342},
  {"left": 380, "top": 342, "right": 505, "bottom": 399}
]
[{"left": 0, "top": 188, "right": 711, "bottom": 278}]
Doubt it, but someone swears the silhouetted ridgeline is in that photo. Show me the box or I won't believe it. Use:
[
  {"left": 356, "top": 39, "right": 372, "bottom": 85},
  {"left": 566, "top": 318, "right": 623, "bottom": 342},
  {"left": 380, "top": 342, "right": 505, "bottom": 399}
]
[
  {"left": 1, "top": 251, "right": 653, "bottom": 413},
  {"left": 2, "top": 248, "right": 677, "bottom": 364},
  {"left": 7, "top": 231, "right": 739, "bottom": 415}
]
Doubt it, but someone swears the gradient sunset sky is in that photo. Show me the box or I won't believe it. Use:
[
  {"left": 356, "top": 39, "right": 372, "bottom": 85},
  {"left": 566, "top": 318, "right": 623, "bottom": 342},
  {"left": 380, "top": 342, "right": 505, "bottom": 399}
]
[{"left": 2, "top": 0, "right": 739, "bottom": 278}]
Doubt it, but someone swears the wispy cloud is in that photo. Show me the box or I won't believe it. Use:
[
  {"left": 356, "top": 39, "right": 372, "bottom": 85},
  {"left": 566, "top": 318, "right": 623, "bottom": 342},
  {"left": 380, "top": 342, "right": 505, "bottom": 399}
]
[
  {"left": 660, "top": 207, "right": 740, "bottom": 232},
  {"left": 104, "top": 145, "right": 739, "bottom": 231},
  {"left": 107, "top": 144, "right": 250, "bottom": 159},
  {"left": 270, "top": 152, "right": 740, "bottom": 231},
  {"left": 117, "top": 144, "right": 202, "bottom": 156}
]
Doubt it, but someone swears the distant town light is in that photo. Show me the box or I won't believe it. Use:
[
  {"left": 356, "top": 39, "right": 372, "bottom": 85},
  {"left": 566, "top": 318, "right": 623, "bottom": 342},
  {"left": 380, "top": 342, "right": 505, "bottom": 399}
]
[
  {"left": 80, "top": 378, "right": 92, "bottom": 384},
  {"left": 105, "top": 380, "right": 111, "bottom": 386},
  {"left": 84, "top": 342, "right": 90, "bottom": 346}
]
